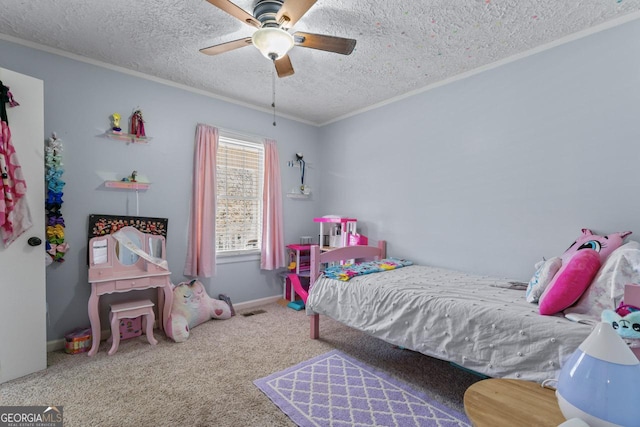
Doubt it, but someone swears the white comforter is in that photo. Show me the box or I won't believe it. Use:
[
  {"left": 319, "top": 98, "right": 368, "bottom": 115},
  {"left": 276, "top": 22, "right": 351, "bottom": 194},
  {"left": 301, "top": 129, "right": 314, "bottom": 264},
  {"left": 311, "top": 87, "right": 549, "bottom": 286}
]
[{"left": 306, "top": 264, "right": 593, "bottom": 383}]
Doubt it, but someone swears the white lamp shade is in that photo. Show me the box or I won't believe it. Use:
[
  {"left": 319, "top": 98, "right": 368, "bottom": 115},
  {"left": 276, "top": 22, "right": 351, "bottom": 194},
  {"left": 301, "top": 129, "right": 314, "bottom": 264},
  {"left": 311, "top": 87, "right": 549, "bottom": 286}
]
[
  {"left": 556, "top": 322, "right": 640, "bottom": 427},
  {"left": 251, "top": 28, "right": 294, "bottom": 60}
]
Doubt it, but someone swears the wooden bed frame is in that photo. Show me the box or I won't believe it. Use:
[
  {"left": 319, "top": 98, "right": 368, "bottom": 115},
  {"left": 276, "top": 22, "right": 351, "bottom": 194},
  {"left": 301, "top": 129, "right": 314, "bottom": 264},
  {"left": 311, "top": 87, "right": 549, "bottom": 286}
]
[{"left": 289, "top": 240, "right": 386, "bottom": 339}]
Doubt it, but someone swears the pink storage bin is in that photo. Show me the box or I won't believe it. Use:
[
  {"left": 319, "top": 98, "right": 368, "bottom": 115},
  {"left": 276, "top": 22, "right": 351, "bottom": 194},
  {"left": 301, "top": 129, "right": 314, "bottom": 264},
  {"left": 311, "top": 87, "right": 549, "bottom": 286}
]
[
  {"left": 119, "top": 316, "right": 142, "bottom": 340},
  {"left": 64, "top": 327, "right": 92, "bottom": 354}
]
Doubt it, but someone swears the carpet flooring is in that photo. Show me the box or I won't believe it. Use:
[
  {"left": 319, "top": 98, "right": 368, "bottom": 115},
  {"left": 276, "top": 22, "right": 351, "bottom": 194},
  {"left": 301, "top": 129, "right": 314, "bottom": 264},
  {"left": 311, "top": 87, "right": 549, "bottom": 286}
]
[
  {"left": 255, "top": 349, "right": 471, "bottom": 427},
  {"left": 0, "top": 301, "right": 482, "bottom": 426}
]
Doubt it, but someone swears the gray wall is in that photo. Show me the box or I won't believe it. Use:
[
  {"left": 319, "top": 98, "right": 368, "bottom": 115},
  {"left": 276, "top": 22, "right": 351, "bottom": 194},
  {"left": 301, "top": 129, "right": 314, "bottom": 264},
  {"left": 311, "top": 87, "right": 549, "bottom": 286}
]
[
  {"left": 0, "top": 39, "right": 322, "bottom": 341},
  {"left": 319, "top": 19, "right": 640, "bottom": 281},
  {"left": 3, "top": 17, "right": 640, "bottom": 341}
]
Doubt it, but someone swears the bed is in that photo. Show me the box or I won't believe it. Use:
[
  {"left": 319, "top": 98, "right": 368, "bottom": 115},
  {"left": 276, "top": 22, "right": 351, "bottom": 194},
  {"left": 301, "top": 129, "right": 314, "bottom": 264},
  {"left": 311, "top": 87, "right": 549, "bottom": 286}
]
[{"left": 294, "top": 241, "right": 597, "bottom": 384}]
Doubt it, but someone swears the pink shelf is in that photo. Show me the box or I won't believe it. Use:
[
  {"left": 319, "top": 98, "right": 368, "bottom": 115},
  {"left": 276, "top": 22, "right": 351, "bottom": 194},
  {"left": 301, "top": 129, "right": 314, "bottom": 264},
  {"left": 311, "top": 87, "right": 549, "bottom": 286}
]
[
  {"left": 104, "top": 130, "right": 152, "bottom": 144},
  {"left": 314, "top": 217, "right": 357, "bottom": 223},
  {"left": 286, "top": 244, "right": 312, "bottom": 250},
  {"left": 104, "top": 181, "right": 150, "bottom": 190}
]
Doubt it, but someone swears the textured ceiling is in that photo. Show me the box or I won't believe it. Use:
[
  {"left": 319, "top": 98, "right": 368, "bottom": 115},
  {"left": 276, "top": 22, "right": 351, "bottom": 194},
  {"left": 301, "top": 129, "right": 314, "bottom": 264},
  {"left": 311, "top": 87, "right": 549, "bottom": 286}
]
[{"left": 1, "top": 1, "right": 639, "bottom": 125}]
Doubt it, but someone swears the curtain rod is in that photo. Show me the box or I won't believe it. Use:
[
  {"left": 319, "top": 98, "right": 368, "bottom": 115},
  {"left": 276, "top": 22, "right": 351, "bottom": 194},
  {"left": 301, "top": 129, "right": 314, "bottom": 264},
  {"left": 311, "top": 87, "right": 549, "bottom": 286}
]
[{"left": 197, "top": 123, "right": 276, "bottom": 145}]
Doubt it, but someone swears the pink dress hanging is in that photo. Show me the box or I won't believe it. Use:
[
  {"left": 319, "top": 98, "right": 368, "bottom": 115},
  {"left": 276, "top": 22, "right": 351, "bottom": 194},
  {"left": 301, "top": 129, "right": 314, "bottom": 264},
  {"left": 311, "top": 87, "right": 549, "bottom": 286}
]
[{"left": 0, "top": 84, "right": 32, "bottom": 246}]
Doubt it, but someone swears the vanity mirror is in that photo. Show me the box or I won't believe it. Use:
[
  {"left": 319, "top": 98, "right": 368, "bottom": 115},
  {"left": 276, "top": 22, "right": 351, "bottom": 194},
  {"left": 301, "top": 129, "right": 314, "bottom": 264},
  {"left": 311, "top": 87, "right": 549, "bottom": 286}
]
[
  {"left": 115, "top": 229, "right": 142, "bottom": 266},
  {"left": 148, "top": 236, "right": 163, "bottom": 259},
  {"left": 87, "top": 214, "right": 168, "bottom": 266}
]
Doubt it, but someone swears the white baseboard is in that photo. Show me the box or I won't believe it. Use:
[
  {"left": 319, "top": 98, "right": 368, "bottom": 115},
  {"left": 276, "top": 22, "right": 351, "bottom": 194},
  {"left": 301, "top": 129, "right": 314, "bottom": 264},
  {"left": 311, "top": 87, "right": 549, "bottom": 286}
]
[
  {"left": 46, "top": 295, "right": 282, "bottom": 352},
  {"left": 233, "top": 295, "right": 280, "bottom": 312}
]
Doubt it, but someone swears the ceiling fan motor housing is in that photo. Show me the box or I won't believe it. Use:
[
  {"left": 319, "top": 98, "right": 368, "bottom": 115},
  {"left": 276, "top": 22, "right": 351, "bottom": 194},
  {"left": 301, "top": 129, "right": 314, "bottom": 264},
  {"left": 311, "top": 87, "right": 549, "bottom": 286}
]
[
  {"left": 201, "top": 0, "right": 354, "bottom": 78},
  {"left": 253, "top": 0, "right": 285, "bottom": 28},
  {"left": 251, "top": 0, "right": 294, "bottom": 60}
]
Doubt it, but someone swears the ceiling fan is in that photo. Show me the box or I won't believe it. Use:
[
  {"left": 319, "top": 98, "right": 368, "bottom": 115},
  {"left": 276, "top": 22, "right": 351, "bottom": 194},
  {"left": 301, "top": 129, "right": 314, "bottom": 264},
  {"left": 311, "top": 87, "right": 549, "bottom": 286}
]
[{"left": 200, "top": 0, "right": 357, "bottom": 78}]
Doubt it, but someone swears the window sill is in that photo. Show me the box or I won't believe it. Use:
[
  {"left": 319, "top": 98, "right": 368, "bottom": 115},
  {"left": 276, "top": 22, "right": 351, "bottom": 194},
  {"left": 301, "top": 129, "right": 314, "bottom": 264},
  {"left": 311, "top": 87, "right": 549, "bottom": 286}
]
[{"left": 216, "top": 251, "right": 260, "bottom": 264}]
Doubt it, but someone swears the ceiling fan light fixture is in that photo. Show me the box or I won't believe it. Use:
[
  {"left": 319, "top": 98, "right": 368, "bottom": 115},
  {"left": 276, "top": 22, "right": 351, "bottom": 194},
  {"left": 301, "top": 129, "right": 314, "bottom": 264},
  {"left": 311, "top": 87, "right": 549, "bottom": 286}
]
[{"left": 252, "top": 27, "right": 294, "bottom": 60}]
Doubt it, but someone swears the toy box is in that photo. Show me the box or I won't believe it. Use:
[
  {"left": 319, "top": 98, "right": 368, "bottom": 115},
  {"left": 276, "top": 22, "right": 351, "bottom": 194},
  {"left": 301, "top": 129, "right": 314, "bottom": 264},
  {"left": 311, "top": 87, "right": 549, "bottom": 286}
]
[
  {"left": 64, "top": 327, "right": 92, "bottom": 354},
  {"left": 119, "top": 316, "right": 142, "bottom": 340}
]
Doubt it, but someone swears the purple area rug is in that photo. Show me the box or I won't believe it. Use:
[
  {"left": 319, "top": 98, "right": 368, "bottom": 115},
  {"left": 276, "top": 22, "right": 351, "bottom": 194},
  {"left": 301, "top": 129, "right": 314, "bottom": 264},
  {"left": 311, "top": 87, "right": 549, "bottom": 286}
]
[{"left": 254, "top": 350, "right": 471, "bottom": 427}]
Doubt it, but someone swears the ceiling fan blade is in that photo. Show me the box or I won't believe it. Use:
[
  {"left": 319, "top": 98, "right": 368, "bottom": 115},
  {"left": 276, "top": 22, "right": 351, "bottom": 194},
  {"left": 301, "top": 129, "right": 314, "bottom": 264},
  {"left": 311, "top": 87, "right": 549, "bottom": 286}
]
[
  {"left": 293, "top": 32, "right": 356, "bottom": 55},
  {"left": 274, "top": 54, "right": 294, "bottom": 78},
  {"left": 199, "top": 37, "right": 252, "bottom": 56},
  {"left": 276, "top": 0, "right": 317, "bottom": 28},
  {"left": 205, "top": 0, "right": 261, "bottom": 28}
]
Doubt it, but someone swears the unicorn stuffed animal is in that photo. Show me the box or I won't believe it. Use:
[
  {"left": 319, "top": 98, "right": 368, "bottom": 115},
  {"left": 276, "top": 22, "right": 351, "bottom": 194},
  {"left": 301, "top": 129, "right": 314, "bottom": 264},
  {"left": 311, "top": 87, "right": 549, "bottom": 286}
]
[
  {"left": 527, "top": 228, "right": 631, "bottom": 315},
  {"left": 167, "top": 279, "right": 232, "bottom": 342}
]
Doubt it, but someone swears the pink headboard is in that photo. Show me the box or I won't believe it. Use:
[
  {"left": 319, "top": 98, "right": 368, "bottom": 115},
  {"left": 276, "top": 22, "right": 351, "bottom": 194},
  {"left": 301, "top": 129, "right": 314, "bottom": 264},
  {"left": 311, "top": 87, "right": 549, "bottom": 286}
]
[{"left": 309, "top": 240, "right": 387, "bottom": 286}]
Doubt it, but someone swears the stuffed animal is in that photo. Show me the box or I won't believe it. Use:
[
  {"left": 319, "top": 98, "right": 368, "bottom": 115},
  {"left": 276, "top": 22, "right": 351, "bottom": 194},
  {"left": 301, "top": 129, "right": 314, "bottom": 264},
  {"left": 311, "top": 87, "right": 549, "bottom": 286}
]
[
  {"left": 166, "top": 279, "right": 233, "bottom": 342},
  {"left": 549, "top": 228, "right": 630, "bottom": 268},
  {"left": 526, "top": 228, "right": 631, "bottom": 315},
  {"left": 602, "top": 303, "right": 640, "bottom": 340}
]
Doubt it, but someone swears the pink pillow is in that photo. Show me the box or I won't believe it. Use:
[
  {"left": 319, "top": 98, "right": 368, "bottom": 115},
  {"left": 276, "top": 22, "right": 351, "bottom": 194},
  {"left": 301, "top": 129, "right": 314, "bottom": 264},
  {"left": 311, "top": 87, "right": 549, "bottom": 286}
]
[{"left": 539, "top": 249, "right": 601, "bottom": 315}]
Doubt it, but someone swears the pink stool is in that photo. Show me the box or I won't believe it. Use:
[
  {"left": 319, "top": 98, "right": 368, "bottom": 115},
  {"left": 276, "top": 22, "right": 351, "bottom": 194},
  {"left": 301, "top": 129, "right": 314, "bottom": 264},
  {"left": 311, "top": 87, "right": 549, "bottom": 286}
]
[{"left": 108, "top": 299, "right": 157, "bottom": 356}]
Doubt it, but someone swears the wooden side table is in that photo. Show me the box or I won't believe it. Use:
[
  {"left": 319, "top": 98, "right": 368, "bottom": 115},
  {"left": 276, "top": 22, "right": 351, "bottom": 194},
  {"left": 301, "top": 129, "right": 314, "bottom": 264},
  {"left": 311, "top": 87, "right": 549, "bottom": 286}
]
[{"left": 464, "top": 379, "right": 566, "bottom": 427}]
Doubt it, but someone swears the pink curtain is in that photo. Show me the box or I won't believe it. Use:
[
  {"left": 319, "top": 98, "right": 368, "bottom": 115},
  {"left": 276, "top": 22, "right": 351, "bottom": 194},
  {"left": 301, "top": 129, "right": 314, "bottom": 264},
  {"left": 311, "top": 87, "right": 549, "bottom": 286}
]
[
  {"left": 261, "top": 139, "right": 285, "bottom": 270},
  {"left": 184, "top": 124, "right": 218, "bottom": 277}
]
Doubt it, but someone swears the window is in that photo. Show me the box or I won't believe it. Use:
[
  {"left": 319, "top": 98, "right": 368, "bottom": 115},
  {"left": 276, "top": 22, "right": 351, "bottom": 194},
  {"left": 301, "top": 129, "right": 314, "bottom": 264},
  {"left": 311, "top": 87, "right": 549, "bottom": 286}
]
[{"left": 216, "top": 132, "right": 264, "bottom": 255}]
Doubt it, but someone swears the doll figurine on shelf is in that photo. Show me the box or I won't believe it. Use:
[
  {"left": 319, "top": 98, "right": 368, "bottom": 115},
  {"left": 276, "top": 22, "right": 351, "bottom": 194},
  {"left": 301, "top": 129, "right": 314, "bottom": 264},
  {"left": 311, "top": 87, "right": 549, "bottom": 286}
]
[
  {"left": 120, "top": 170, "right": 138, "bottom": 183},
  {"left": 130, "top": 109, "right": 146, "bottom": 138},
  {"left": 111, "top": 113, "right": 122, "bottom": 133}
]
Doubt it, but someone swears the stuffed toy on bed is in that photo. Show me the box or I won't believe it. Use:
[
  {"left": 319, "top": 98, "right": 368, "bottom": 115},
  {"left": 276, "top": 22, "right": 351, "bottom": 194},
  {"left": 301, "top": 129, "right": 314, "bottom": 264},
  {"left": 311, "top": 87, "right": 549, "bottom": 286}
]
[
  {"left": 526, "top": 228, "right": 631, "bottom": 315},
  {"left": 602, "top": 303, "right": 640, "bottom": 340},
  {"left": 166, "top": 279, "right": 233, "bottom": 343}
]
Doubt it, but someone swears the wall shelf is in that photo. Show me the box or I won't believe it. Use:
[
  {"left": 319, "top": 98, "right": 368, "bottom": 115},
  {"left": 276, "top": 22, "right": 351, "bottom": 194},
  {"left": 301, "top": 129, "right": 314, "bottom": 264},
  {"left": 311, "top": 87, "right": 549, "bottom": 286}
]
[
  {"left": 104, "top": 181, "right": 150, "bottom": 190},
  {"left": 286, "top": 193, "right": 310, "bottom": 199},
  {"left": 104, "top": 130, "right": 152, "bottom": 144}
]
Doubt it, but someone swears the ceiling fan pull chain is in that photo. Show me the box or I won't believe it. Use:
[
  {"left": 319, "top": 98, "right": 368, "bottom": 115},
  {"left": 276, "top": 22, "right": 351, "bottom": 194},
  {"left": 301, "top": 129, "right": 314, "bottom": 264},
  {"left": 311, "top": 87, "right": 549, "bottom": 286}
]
[{"left": 272, "top": 66, "right": 277, "bottom": 126}]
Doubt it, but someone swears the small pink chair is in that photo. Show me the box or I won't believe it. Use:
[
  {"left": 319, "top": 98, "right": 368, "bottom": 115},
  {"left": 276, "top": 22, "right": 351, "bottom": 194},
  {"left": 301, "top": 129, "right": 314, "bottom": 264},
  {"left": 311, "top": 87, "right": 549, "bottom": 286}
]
[{"left": 108, "top": 299, "right": 157, "bottom": 356}]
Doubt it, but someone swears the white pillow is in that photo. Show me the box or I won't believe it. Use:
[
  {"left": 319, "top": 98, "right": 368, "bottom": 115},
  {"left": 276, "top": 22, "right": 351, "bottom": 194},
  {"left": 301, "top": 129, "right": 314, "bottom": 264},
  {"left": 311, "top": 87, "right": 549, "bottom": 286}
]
[
  {"left": 526, "top": 257, "right": 562, "bottom": 303},
  {"left": 565, "top": 241, "right": 640, "bottom": 320}
]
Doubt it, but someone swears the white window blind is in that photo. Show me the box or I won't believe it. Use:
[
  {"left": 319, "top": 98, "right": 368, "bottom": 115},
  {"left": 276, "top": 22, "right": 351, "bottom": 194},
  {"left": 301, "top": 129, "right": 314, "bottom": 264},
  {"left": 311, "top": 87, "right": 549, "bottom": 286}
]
[{"left": 216, "top": 134, "right": 264, "bottom": 254}]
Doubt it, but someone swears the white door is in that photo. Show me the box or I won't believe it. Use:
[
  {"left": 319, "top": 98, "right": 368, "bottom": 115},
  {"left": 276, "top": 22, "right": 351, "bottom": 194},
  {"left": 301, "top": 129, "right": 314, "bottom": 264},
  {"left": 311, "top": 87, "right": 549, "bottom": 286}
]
[{"left": 0, "top": 67, "right": 46, "bottom": 383}]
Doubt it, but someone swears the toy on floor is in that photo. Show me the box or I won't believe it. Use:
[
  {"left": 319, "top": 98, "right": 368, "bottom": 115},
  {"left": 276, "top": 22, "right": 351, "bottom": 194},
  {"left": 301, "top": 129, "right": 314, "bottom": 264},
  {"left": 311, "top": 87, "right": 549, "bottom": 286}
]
[
  {"left": 287, "top": 300, "right": 305, "bottom": 311},
  {"left": 218, "top": 293, "right": 235, "bottom": 316},
  {"left": 167, "top": 279, "right": 233, "bottom": 343},
  {"left": 64, "top": 327, "right": 92, "bottom": 354}
]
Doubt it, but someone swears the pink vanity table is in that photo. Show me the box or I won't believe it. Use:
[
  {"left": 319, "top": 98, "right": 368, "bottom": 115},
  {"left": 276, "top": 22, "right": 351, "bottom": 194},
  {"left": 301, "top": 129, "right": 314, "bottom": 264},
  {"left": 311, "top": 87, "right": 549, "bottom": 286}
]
[{"left": 87, "top": 226, "right": 173, "bottom": 357}]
